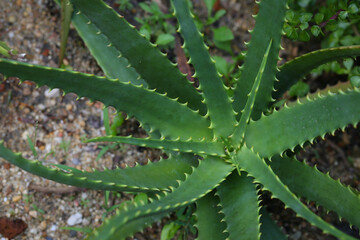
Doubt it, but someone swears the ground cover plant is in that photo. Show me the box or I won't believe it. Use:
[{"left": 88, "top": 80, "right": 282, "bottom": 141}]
[{"left": 0, "top": 0, "right": 360, "bottom": 239}]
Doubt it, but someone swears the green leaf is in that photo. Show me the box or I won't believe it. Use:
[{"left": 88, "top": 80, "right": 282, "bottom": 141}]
[
  {"left": 348, "top": 3, "right": 359, "bottom": 14},
  {"left": 311, "top": 25, "right": 321, "bottom": 37},
  {"left": 87, "top": 156, "right": 234, "bottom": 239},
  {"left": 204, "top": 0, "right": 216, "bottom": 16},
  {"left": 234, "top": 147, "right": 357, "bottom": 240},
  {"left": 0, "top": 59, "right": 212, "bottom": 140},
  {"left": 85, "top": 135, "right": 225, "bottom": 157},
  {"left": 314, "top": 13, "right": 324, "bottom": 24},
  {"left": 67, "top": 3, "right": 146, "bottom": 85},
  {"left": 213, "top": 26, "right": 234, "bottom": 42},
  {"left": 195, "top": 191, "right": 228, "bottom": 240},
  {"left": 70, "top": 0, "right": 206, "bottom": 115},
  {"left": 217, "top": 172, "right": 261, "bottom": 240},
  {"left": 212, "top": 56, "right": 230, "bottom": 76},
  {"left": 173, "top": 0, "right": 237, "bottom": 138},
  {"left": 231, "top": 40, "right": 272, "bottom": 148},
  {"left": 232, "top": 0, "right": 286, "bottom": 121},
  {"left": 26, "top": 135, "right": 38, "bottom": 158},
  {"left": 275, "top": 46, "right": 360, "bottom": 99},
  {"left": 299, "top": 31, "right": 310, "bottom": 41},
  {"left": 288, "top": 81, "right": 310, "bottom": 97},
  {"left": 0, "top": 142, "right": 200, "bottom": 192},
  {"left": 161, "top": 222, "right": 181, "bottom": 240},
  {"left": 299, "top": 13, "right": 312, "bottom": 23},
  {"left": 245, "top": 89, "right": 360, "bottom": 158},
  {"left": 155, "top": 34, "right": 175, "bottom": 45},
  {"left": 350, "top": 76, "right": 360, "bottom": 88},
  {"left": 260, "top": 208, "right": 287, "bottom": 240},
  {"left": 299, "top": 22, "right": 309, "bottom": 30},
  {"left": 270, "top": 155, "right": 360, "bottom": 228}
]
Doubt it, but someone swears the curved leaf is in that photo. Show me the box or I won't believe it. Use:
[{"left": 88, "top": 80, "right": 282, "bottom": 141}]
[
  {"left": 0, "top": 142, "right": 197, "bottom": 192},
  {"left": 232, "top": 0, "right": 286, "bottom": 121},
  {"left": 274, "top": 46, "right": 360, "bottom": 99},
  {"left": 70, "top": 0, "right": 207, "bottom": 115},
  {"left": 0, "top": 59, "right": 212, "bottom": 140},
  {"left": 195, "top": 191, "right": 228, "bottom": 240},
  {"left": 245, "top": 89, "right": 360, "bottom": 158},
  {"left": 260, "top": 208, "right": 287, "bottom": 240},
  {"left": 217, "top": 172, "right": 261, "bottom": 240},
  {"left": 87, "top": 156, "right": 234, "bottom": 239},
  {"left": 173, "top": 0, "right": 236, "bottom": 138},
  {"left": 86, "top": 136, "right": 225, "bottom": 157},
  {"left": 232, "top": 41, "right": 272, "bottom": 147},
  {"left": 234, "top": 147, "right": 357, "bottom": 240},
  {"left": 270, "top": 155, "right": 360, "bottom": 228}
]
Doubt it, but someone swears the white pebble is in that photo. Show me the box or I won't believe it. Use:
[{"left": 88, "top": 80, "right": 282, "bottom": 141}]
[
  {"left": 50, "top": 224, "right": 58, "bottom": 231},
  {"left": 67, "top": 212, "right": 83, "bottom": 226},
  {"left": 45, "top": 88, "right": 60, "bottom": 98}
]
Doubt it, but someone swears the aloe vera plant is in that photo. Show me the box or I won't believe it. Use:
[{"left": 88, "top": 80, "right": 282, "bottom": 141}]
[{"left": 1, "top": 0, "right": 360, "bottom": 239}]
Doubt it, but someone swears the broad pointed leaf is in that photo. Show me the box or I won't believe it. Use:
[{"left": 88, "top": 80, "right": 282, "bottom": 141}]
[
  {"left": 234, "top": 147, "right": 356, "bottom": 240},
  {"left": 195, "top": 191, "right": 228, "bottom": 240},
  {"left": 232, "top": 0, "right": 286, "bottom": 120},
  {"left": 70, "top": 0, "right": 206, "bottom": 114},
  {"left": 270, "top": 155, "right": 360, "bottom": 228},
  {"left": 245, "top": 89, "right": 360, "bottom": 158},
  {"left": 87, "top": 156, "right": 234, "bottom": 239},
  {"left": 86, "top": 136, "right": 225, "bottom": 157},
  {"left": 172, "top": 0, "right": 236, "bottom": 138},
  {"left": 274, "top": 46, "right": 360, "bottom": 99},
  {"left": 0, "top": 142, "right": 197, "bottom": 192},
  {"left": 0, "top": 59, "right": 212, "bottom": 140},
  {"left": 217, "top": 172, "right": 261, "bottom": 240}
]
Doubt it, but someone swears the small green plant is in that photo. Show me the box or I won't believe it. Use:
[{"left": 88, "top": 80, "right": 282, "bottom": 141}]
[
  {"left": 284, "top": 0, "right": 360, "bottom": 84},
  {"left": 115, "top": 0, "right": 133, "bottom": 12},
  {"left": 135, "top": 2, "right": 176, "bottom": 47},
  {"left": 1, "top": 0, "right": 360, "bottom": 239}
]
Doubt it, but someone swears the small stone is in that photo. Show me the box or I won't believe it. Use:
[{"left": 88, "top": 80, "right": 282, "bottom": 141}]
[
  {"left": 8, "top": 15, "right": 16, "bottom": 23},
  {"left": 66, "top": 212, "right": 82, "bottom": 226},
  {"left": 45, "top": 88, "right": 60, "bottom": 98},
  {"left": 71, "top": 158, "right": 80, "bottom": 166},
  {"left": 69, "top": 230, "right": 77, "bottom": 238},
  {"left": 29, "top": 210, "right": 37, "bottom": 218},
  {"left": 291, "top": 231, "right": 301, "bottom": 240},
  {"left": 23, "top": 88, "right": 31, "bottom": 96},
  {"left": 66, "top": 104, "right": 73, "bottom": 111},
  {"left": 12, "top": 195, "right": 22, "bottom": 203},
  {"left": 50, "top": 224, "right": 57, "bottom": 231},
  {"left": 39, "top": 221, "right": 47, "bottom": 231}
]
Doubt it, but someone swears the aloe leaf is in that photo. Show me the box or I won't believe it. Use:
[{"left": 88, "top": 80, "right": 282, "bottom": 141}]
[
  {"left": 195, "top": 191, "right": 228, "bottom": 240},
  {"left": 72, "top": 10, "right": 146, "bottom": 85},
  {"left": 245, "top": 89, "right": 360, "bottom": 158},
  {"left": 231, "top": 41, "right": 272, "bottom": 148},
  {"left": 172, "top": 0, "right": 236, "bottom": 138},
  {"left": 274, "top": 46, "right": 360, "bottom": 99},
  {"left": 86, "top": 136, "right": 225, "bottom": 157},
  {"left": 59, "top": 0, "right": 73, "bottom": 67},
  {"left": 260, "top": 208, "right": 287, "bottom": 240},
  {"left": 234, "top": 147, "right": 357, "bottom": 240},
  {"left": 0, "top": 59, "right": 212, "bottom": 140},
  {"left": 54, "top": 0, "right": 145, "bottom": 84},
  {"left": 216, "top": 172, "right": 261, "bottom": 240},
  {"left": 232, "top": 0, "right": 286, "bottom": 121},
  {"left": 70, "top": 0, "right": 206, "bottom": 115},
  {"left": 0, "top": 142, "right": 198, "bottom": 192},
  {"left": 270, "top": 155, "right": 360, "bottom": 228},
  {"left": 87, "top": 156, "right": 234, "bottom": 239}
]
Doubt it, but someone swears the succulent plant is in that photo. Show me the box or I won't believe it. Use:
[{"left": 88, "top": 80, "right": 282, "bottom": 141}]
[{"left": 1, "top": 0, "right": 360, "bottom": 239}]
